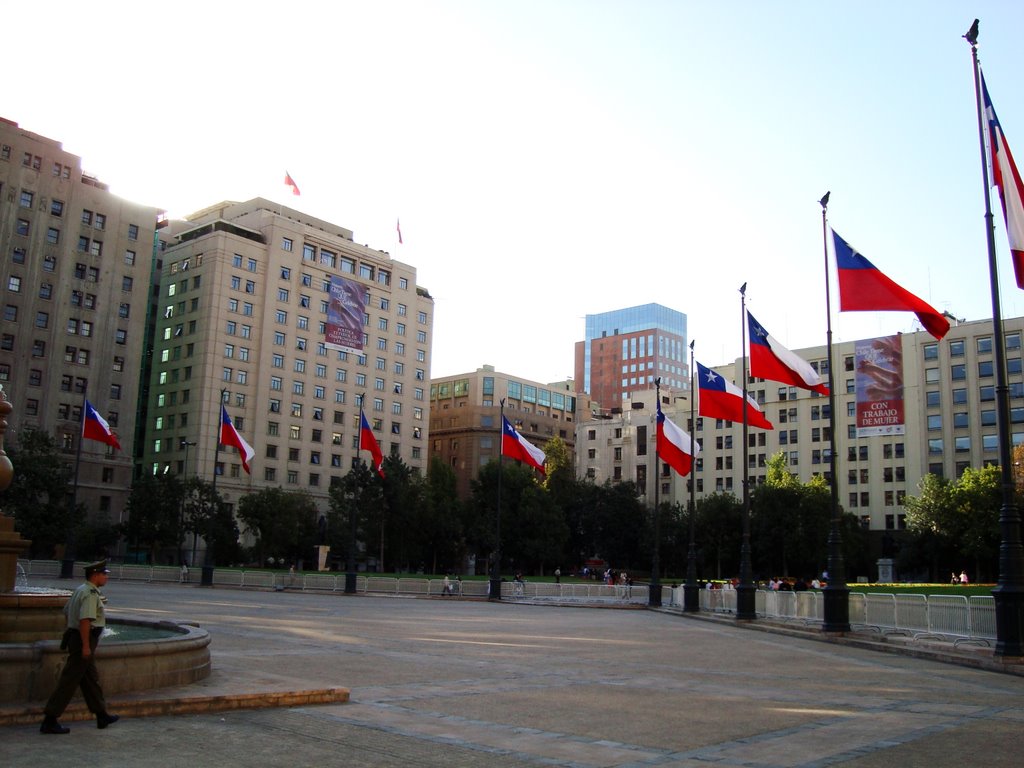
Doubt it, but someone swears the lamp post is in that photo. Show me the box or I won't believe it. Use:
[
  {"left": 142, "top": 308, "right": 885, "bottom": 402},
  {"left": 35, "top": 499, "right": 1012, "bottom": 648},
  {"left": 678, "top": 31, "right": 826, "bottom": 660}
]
[{"left": 179, "top": 440, "right": 195, "bottom": 566}]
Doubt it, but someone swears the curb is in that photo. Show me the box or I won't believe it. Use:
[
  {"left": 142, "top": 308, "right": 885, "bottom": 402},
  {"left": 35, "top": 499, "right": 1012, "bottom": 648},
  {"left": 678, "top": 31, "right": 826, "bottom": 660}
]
[{"left": 0, "top": 687, "right": 349, "bottom": 727}]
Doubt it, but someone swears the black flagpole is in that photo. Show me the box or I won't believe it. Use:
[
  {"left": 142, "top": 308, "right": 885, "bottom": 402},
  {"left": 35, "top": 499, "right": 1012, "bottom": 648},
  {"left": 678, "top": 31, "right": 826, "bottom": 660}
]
[
  {"left": 60, "top": 392, "right": 88, "bottom": 579},
  {"left": 684, "top": 340, "right": 700, "bottom": 611},
  {"left": 649, "top": 378, "right": 662, "bottom": 607},
  {"left": 965, "top": 19, "right": 1024, "bottom": 657},
  {"left": 490, "top": 399, "right": 505, "bottom": 601},
  {"left": 736, "top": 284, "right": 756, "bottom": 620},
  {"left": 201, "top": 389, "right": 225, "bottom": 587},
  {"left": 820, "top": 191, "right": 850, "bottom": 632}
]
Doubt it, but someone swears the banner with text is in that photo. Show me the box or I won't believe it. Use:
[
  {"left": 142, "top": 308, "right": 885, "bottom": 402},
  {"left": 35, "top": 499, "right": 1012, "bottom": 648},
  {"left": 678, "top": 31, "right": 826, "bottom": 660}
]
[
  {"left": 855, "top": 335, "right": 905, "bottom": 437},
  {"left": 326, "top": 275, "right": 365, "bottom": 353}
]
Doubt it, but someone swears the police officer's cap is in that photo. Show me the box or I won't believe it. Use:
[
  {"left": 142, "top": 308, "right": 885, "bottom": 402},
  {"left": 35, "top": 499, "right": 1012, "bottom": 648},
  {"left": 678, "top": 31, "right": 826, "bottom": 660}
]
[{"left": 84, "top": 559, "right": 110, "bottom": 577}]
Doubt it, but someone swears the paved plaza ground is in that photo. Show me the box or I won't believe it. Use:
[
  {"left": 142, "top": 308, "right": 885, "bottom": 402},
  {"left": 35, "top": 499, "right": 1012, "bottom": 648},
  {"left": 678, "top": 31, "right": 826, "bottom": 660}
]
[{"left": 2, "top": 580, "right": 1023, "bottom": 767}]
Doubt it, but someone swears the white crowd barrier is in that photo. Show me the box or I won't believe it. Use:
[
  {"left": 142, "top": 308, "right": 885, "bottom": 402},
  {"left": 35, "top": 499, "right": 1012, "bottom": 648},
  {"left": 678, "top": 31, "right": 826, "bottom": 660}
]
[
  {"left": 17, "top": 560, "right": 994, "bottom": 646},
  {"left": 684, "top": 581, "right": 995, "bottom": 646}
]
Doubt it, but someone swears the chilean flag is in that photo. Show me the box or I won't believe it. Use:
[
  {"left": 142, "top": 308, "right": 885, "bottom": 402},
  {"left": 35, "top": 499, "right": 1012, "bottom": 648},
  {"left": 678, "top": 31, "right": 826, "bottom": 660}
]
[
  {"left": 696, "top": 361, "right": 774, "bottom": 430},
  {"left": 82, "top": 400, "right": 121, "bottom": 450},
  {"left": 747, "top": 311, "right": 829, "bottom": 395},
  {"left": 501, "top": 415, "right": 546, "bottom": 475},
  {"left": 983, "top": 72, "right": 1024, "bottom": 290},
  {"left": 284, "top": 171, "right": 301, "bottom": 196},
  {"left": 220, "top": 406, "right": 255, "bottom": 474},
  {"left": 656, "top": 400, "right": 699, "bottom": 477},
  {"left": 833, "top": 230, "right": 949, "bottom": 340},
  {"left": 360, "top": 411, "right": 385, "bottom": 478}
]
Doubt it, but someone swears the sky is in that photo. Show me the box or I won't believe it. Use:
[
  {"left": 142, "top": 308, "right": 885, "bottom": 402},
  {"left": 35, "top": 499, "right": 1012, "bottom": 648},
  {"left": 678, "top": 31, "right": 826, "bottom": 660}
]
[{"left": 6, "top": 1, "right": 1024, "bottom": 386}]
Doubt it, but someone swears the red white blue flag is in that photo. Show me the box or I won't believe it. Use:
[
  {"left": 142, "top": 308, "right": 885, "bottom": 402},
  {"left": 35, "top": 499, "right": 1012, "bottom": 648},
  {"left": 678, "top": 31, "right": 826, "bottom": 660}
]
[
  {"left": 220, "top": 406, "right": 254, "bottom": 474},
  {"left": 360, "top": 410, "right": 385, "bottom": 478},
  {"left": 501, "top": 415, "right": 546, "bottom": 475},
  {"left": 656, "top": 400, "right": 698, "bottom": 477},
  {"left": 982, "top": 72, "right": 1024, "bottom": 290},
  {"left": 82, "top": 400, "right": 121, "bottom": 450},
  {"left": 284, "top": 171, "right": 301, "bottom": 196},
  {"left": 747, "top": 311, "right": 829, "bottom": 395},
  {"left": 833, "top": 231, "right": 949, "bottom": 340},
  {"left": 696, "top": 361, "right": 773, "bottom": 430}
]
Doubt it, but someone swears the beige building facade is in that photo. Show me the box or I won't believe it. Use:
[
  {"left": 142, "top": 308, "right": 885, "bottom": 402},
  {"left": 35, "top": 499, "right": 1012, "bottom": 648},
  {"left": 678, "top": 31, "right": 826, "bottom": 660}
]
[
  {"left": 1, "top": 117, "right": 161, "bottom": 527},
  {"left": 430, "top": 365, "right": 590, "bottom": 499},
  {"left": 577, "top": 316, "right": 1024, "bottom": 533},
  {"left": 140, "top": 199, "right": 433, "bottom": 532}
]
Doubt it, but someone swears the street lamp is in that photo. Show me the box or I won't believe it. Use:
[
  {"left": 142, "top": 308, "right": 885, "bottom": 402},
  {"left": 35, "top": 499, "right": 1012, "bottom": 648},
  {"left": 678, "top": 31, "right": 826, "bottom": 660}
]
[{"left": 179, "top": 440, "right": 196, "bottom": 566}]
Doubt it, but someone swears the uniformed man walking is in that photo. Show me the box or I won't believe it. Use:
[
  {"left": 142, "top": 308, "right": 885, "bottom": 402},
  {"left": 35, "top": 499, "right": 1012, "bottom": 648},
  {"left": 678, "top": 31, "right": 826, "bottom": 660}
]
[{"left": 40, "top": 560, "right": 120, "bottom": 734}]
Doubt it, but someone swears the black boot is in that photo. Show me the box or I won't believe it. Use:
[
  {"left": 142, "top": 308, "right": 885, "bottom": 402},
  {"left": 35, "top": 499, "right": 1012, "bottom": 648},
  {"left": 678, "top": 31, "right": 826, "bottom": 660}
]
[
  {"left": 40, "top": 716, "right": 70, "bottom": 735},
  {"left": 97, "top": 712, "right": 120, "bottom": 729}
]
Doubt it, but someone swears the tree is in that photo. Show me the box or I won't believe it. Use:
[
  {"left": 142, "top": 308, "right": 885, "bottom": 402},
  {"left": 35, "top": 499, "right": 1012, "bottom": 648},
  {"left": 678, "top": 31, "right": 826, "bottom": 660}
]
[
  {"left": 375, "top": 454, "right": 424, "bottom": 573},
  {"left": 469, "top": 459, "right": 551, "bottom": 576},
  {"left": 694, "top": 492, "right": 742, "bottom": 579},
  {"left": 182, "top": 477, "right": 238, "bottom": 567},
  {"left": 237, "top": 487, "right": 318, "bottom": 568},
  {"left": 421, "top": 456, "right": 465, "bottom": 574},
  {"left": 902, "top": 466, "right": 1001, "bottom": 581},
  {"left": 327, "top": 463, "right": 381, "bottom": 571},
  {"left": 4, "top": 429, "right": 76, "bottom": 558},
  {"left": 124, "top": 472, "right": 185, "bottom": 564}
]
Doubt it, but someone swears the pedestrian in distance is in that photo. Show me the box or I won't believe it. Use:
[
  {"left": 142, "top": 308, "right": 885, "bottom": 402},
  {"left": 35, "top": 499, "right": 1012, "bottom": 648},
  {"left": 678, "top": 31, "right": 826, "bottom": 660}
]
[{"left": 40, "top": 559, "right": 120, "bottom": 734}]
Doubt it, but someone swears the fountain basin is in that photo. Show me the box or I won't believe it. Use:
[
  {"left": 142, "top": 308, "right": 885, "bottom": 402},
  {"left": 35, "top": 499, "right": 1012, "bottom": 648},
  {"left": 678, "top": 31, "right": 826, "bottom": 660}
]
[{"left": 1, "top": 616, "right": 211, "bottom": 703}]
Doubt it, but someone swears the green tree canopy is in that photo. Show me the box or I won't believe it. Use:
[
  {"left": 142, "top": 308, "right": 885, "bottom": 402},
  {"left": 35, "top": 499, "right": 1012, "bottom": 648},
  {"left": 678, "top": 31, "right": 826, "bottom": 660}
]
[
  {"left": 237, "top": 486, "right": 319, "bottom": 567},
  {"left": 5, "top": 429, "right": 76, "bottom": 558}
]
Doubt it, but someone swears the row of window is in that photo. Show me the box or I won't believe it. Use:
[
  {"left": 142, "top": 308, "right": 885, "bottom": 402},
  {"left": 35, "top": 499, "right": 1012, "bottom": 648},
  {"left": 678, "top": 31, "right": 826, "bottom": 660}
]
[{"left": 12, "top": 185, "right": 141, "bottom": 238}]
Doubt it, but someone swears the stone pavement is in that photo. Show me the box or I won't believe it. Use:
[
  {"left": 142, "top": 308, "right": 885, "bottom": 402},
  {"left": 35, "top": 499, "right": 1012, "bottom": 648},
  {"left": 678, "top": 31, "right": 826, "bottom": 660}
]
[{"left": 2, "top": 580, "right": 1023, "bottom": 767}]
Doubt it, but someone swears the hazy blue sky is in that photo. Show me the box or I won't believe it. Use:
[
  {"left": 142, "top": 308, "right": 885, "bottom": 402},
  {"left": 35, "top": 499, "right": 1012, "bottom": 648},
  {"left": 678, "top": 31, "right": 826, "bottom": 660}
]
[{"left": 6, "top": 2, "right": 1024, "bottom": 387}]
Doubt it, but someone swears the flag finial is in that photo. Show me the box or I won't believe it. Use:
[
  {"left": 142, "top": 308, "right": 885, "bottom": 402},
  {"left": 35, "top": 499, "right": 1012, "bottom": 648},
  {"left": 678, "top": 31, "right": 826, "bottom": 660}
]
[
  {"left": 819, "top": 190, "right": 830, "bottom": 209},
  {"left": 964, "top": 18, "right": 979, "bottom": 46}
]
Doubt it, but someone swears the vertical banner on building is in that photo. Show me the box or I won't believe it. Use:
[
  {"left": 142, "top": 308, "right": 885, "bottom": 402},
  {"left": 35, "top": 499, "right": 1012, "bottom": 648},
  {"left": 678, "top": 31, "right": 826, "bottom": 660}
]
[
  {"left": 326, "top": 275, "right": 365, "bottom": 353},
  {"left": 855, "top": 335, "right": 905, "bottom": 437}
]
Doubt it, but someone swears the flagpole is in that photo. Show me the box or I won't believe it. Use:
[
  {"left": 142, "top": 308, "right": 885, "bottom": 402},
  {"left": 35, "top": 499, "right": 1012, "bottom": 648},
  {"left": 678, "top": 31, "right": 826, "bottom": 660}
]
[
  {"left": 491, "top": 400, "right": 505, "bottom": 601},
  {"left": 347, "top": 396, "right": 365, "bottom": 595},
  {"left": 820, "top": 192, "right": 851, "bottom": 632},
  {"left": 201, "top": 391, "right": 225, "bottom": 587},
  {"left": 649, "top": 378, "right": 663, "bottom": 607},
  {"left": 966, "top": 20, "right": 1024, "bottom": 657},
  {"left": 60, "top": 393, "right": 88, "bottom": 579},
  {"left": 736, "top": 284, "right": 756, "bottom": 620},
  {"left": 684, "top": 341, "right": 700, "bottom": 612}
]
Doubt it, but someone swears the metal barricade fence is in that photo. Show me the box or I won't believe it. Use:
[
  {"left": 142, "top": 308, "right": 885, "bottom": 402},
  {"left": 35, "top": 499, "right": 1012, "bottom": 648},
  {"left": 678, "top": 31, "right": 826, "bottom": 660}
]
[
  {"left": 968, "top": 595, "right": 996, "bottom": 640},
  {"left": 926, "top": 594, "right": 972, "bottom": 640},
  {"left": 12, "top": 560, "right": 998, "bottom": 646},
  {"left": 862, "top": 593, "right": 899, "bottom": 633},
  {"left": 895, "top": 593, "right": 929, "bottom": 636}
]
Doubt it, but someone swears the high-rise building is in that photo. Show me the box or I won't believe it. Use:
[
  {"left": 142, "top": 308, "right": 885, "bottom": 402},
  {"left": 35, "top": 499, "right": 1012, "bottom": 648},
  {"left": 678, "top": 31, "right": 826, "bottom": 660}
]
[
  {"left": 429, "top": 365, "right": 590, "bottom": 499},
  {"left": 140, "top": 199, "right": 433, "bottom": 554},
  {"left": 576, "top": 316, "right": 1024, "bottom": 539},
  {"left": 1, "top": 117, "right": 162, "bottom": 525},
  {"left": 574, "top": 303, "right": 688, "bottom": 409}
]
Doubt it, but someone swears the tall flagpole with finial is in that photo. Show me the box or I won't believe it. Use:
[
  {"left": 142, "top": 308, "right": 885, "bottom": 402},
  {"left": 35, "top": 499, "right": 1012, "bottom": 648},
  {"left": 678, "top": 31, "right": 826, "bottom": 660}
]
[
  {"left": 649, "top": 378, "right": 663, "bottom": 607},
  {"left": 820, "top": 191, "right": 850, "bottom": 632},
  {"left": 736, "top": 283, "right": 756, "bottom": 620},
  {"left": 965, "top": 18, "right": 1024, "bottom": 657},
  {"left": 684, "top": 340, "right": 700, "bottom": 612}
]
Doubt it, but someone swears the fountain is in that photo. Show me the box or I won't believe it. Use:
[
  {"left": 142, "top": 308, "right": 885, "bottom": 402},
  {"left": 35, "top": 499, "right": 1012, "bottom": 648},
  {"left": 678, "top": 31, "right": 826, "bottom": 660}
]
[{"left": 0, "top": 384, "right": 212, "bottom": 703}]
